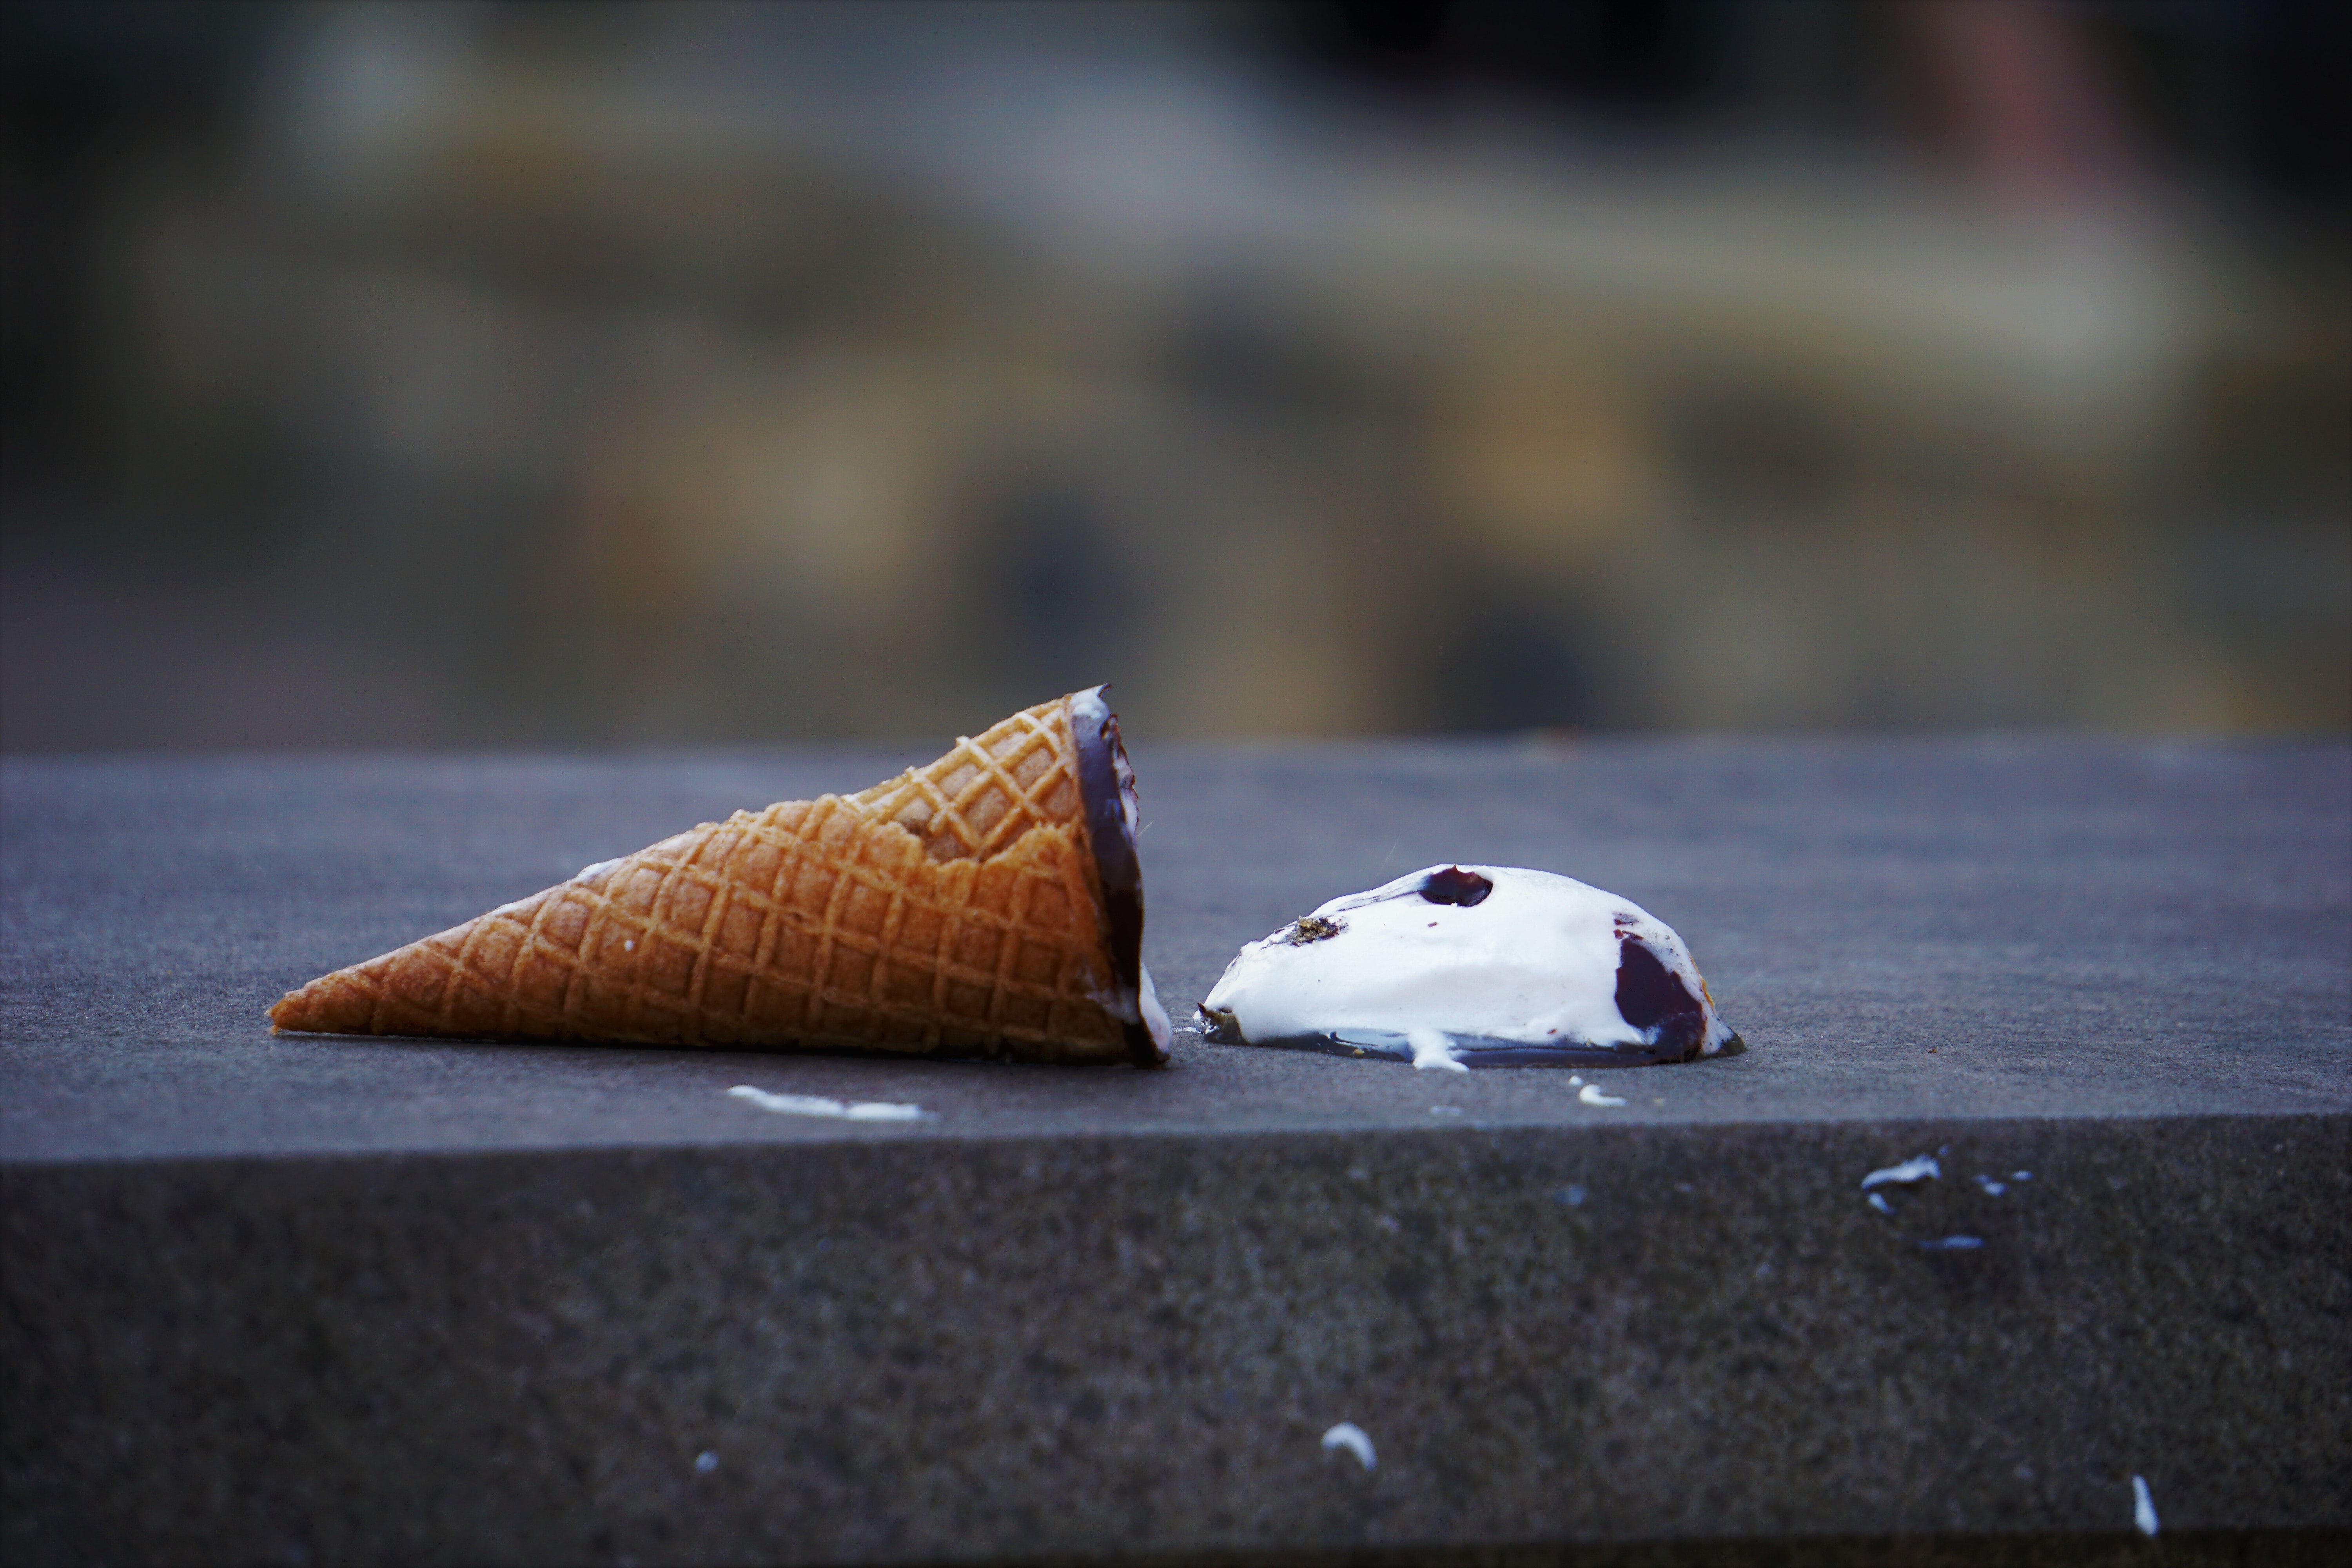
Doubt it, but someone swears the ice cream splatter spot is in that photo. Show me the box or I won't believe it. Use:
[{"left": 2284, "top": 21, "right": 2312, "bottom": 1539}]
[
  {"left": 2012, "top": 1171, "right": 2033, "bottom": 1181},
  {"left": 728, "top": 1086, "right": 932, "bottom": 1122},
  {"left": 695, "top": 1450, "right": 719, "bottom": 1474},
  {"left": 1973, "top": 1174, "right": 2008, "bottom": 1196},
  {"left": 2132, "top": 1474, "right": 2159, "bottom": 1537},
  {"left": 1862, "top": 1154, "right": 1941, "bottom": 1190},
  {"left": 1578, "top": 1083, "right": 1627, "bottom": 1107},
  {"left": 1917, "top": 1235, "right": 1984, "bottom": 1251},
  {"left": 1430, "top": 1105, "right": 1464, "bottom": 1116},
  {"left": 1559, "top": 1183, "right": 1587, "bottom": 1206},
  {"left": 1321, "top": 1422, "right": 1376, "bottom": 1471},
  {"left": 1867, "top": 1192, "right": 1895, "bottom": 1216},
  {"left": 574, "top": 858, "right": 621, "bottom": 881},
  {"left": 623, "top": 939, "right": 635, "bottom": 952}
]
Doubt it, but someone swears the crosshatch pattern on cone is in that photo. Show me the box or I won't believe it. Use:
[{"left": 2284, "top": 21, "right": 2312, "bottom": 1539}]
[{"left": 268, "top": 695, "right": 1146, "bottom": 1063}]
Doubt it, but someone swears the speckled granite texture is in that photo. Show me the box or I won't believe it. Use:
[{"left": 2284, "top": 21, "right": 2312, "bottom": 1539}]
[{"left": 4, "top": 739, "right": 2348, "bottom": 1565}]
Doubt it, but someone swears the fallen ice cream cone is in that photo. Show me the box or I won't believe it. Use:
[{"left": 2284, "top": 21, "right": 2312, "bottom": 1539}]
[{"left": 270, "top": 688, "right": 1169, "bottom": 1066}]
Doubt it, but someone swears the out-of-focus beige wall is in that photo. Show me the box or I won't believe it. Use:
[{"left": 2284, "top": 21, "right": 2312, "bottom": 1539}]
[{"left": 4, "top": 1, "right": 2345, "bottom": 748}]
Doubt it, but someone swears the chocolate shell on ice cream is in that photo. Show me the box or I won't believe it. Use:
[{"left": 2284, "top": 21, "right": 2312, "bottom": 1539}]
[{"left": 1197, "top": 864, "right": 1740, "bottom": 1071}]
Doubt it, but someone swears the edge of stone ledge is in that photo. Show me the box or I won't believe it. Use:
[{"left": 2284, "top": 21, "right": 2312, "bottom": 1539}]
[
  {"left": 2, "top": 1101, "right": 2347, "bottom": 1171},
  {"left": 1000, "top": 1526, "right": 2352, "bottom": 1568}
]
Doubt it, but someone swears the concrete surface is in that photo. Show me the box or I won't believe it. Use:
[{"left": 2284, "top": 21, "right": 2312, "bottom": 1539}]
[{"left": 4, "top": 737, "right": 2348, "bottom": 1564}]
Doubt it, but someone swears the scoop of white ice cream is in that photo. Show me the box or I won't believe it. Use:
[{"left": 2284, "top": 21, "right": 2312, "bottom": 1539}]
[{"left": 1198, "top": 865, "right": 1739, "bottom": 1069}]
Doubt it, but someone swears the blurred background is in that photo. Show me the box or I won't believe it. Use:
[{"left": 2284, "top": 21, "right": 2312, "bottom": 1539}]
[{"left": 4, "top": 0, "right": 2345, "bottom": 751}]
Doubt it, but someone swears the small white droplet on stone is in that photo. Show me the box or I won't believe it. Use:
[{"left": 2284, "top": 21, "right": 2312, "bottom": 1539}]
[
  {"left": 1862, "top": 1155, "right": 1941, "bottom": 1190},
  {"left": 2132, "top": 1474, "right": 2159, "bottom": 1537},
  {"left": 695, "top": 1450, "right": 719, "bottom": 1474},
  {"left": 1321, "top": 1422, "right": 1376, "bottom": 1471},
  {"left": 1579, "top": 1083, "right": 1627, "bottom": 1107}
]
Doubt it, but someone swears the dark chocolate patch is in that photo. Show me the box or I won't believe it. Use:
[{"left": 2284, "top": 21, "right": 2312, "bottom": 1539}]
[
  {"left": 1417, "top": 867, "right": 1493, "bottom": 907},
  {"left": 1072, "top": 686, "right": 1161, "bottom": 1067},
  {"left": 1197, "top": 1004, "right": 1242, "bottom": 1043},
  {"left": 1613, "top": 935, "right": 1706, "bottom": 1062}
]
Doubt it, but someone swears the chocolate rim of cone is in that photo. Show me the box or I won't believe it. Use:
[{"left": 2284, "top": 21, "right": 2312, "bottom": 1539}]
[{"left": 1070, "top": 685, "right": 1160, "bottom": 1068}]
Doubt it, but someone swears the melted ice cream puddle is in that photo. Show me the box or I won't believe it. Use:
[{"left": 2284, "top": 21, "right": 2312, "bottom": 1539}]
[
  {"left": 1199, "top": 865, "right": 1740, "bottom": 1069},
  {"left": 728, "top": 1085, "right": 932, "bottom": 1122}
]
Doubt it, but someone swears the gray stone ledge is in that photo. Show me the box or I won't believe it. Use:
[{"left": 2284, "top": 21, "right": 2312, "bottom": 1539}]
[
  {"left": 5, "top": 1115, "right": 2347, "bottom": 1565},
  {"left": 4, "top": 739, "right": 2347, "bottom": 1564}
]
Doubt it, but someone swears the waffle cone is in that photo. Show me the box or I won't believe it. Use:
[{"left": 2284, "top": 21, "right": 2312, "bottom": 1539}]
[{"left": 269, "top": 690, "right": 1167, "bottom": 1065}]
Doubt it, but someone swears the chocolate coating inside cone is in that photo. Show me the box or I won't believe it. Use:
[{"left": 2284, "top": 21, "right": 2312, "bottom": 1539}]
[{"left": 1071, "top": 686, "right": 1160, "bottom": 1067}]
